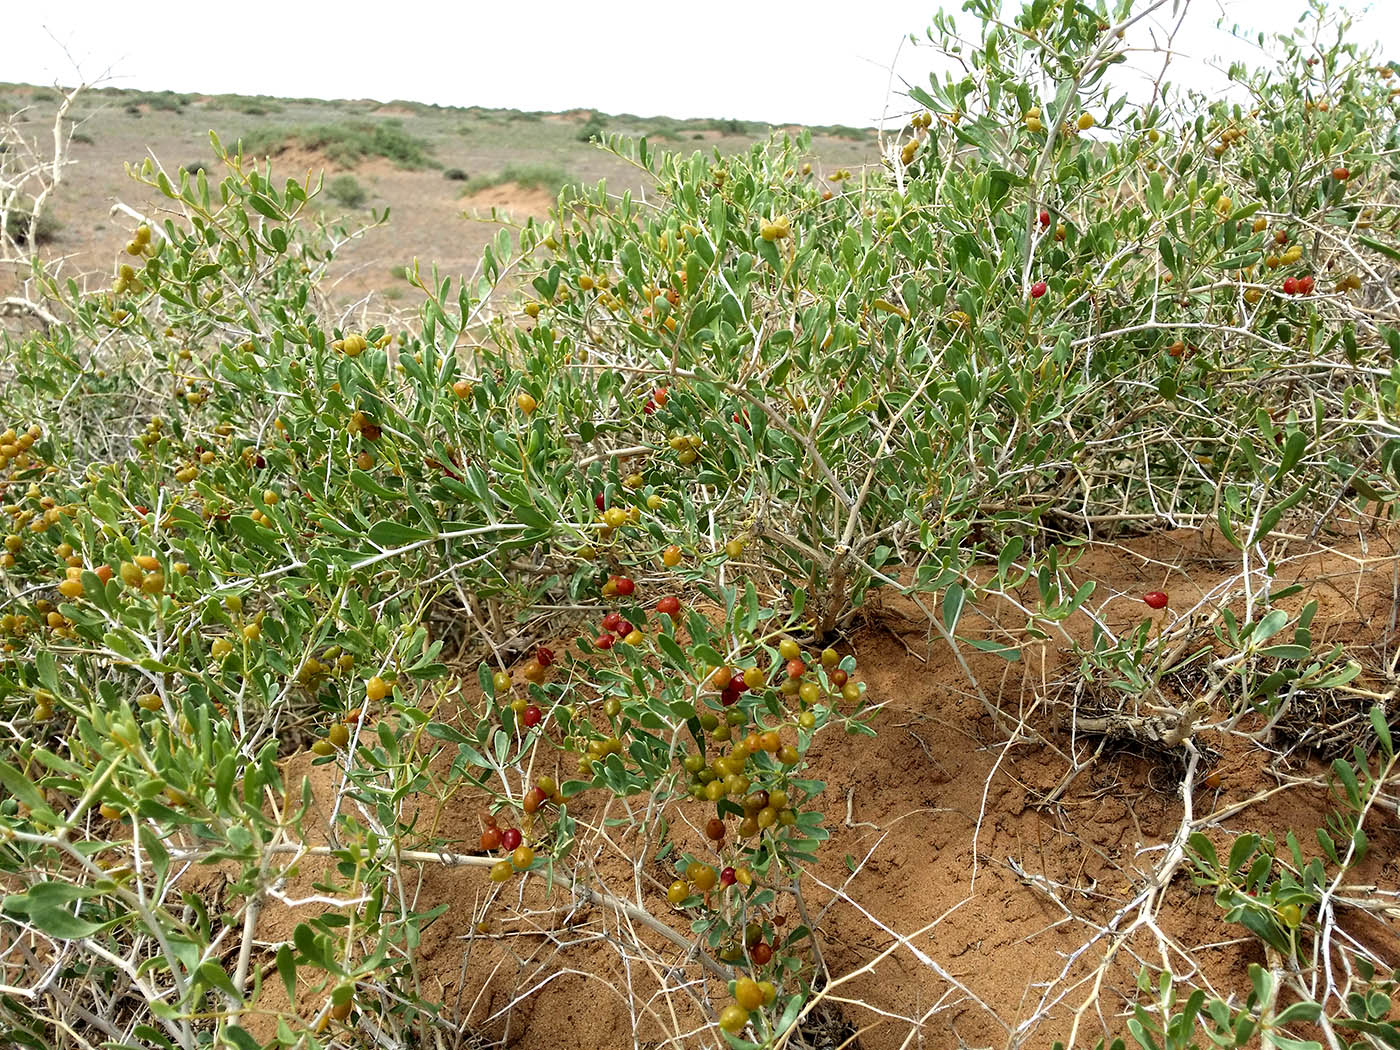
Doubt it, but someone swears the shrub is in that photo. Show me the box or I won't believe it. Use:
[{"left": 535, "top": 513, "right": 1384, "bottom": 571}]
[
  {"left": 442, "top": 167, "right": 468, "bottom": 181},
  {"left": 0, "top": 4, "right": 1398, "bottom": 1050},
  {"left": 461, "top": 162, "right": 574, "bottom": 195},
  {"left": 235, "top": 119, "right": 434, "bottom": 169},
  {"left": 0, "top": 204, "right": 60, "bottom": 246},
  {"left": 707, "top": 117, "right": 750, "bottom": 135},
  {"left": 575, "top": 113, "right": 606, "bottom": 141},
  {"left": 129, "top": 91, "right": 189, "bottom": 113},
  {"left": 325, "top": 173, "right": 367, "bottom": 208}
]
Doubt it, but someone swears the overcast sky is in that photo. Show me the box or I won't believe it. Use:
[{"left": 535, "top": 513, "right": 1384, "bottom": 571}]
[{"left": 6, "top": 1, "right": 1397, "bottom": 127}]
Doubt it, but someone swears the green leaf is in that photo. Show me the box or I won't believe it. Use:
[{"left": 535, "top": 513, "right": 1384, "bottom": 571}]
[
  {"left": 247, "top": 194, "right": 284, "bottom": 221},
  {"left": 198, "top": 960, "right": 240, "bottom": 1000},
  {"left": 961, "top": 637, "right": 1020, "bottom": 661},
  {"left": 1252, "top": 609, "right": 1289, "bottom": 644},
  {"left": 942, "top": 583, "right": 965, "bottom": 634},
  {"left": 223, "top": 1025, "right": 263, "bottom": 1050},
  {"left": 7, "top": 882, "right": 102, "bottom": 938},
  {"left": 367, "top": 521, "right": 432, "bottom": 548},
  {"left": 1369, "top": 705, "right": 1393, "bottom": 757}
]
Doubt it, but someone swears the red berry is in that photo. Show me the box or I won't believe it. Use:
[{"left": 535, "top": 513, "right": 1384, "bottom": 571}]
[
  {"left": 1283, "top": 277, "right": 1298, "bottom": 295},
  {"left": 1143, "top": 591, "right": 1169, "bottom": 610},
  {"left": 720, "top": 866, "right": 737, "bottom": 886},
  {"left": 1030, "top": 280, "right": 1048, "bottom": 299},
  {"left": 480, "top": 827, "right": 502, "bottom": 850},
  {"left": 830, "top": 668, "right": 847, "bottom": 687},
  {"left": 642, "top": 400, "right": 656, "bottom": 415},
  {"left": 595, "top": 633, "right": 615, "bottom": 650},
  {"left": 602, "top": 612, "right": 622, "bottom": 632},
  {"left": 500, "top": 828, "right": 522, "bottom": 851},
  {"left": 656, "top": 595, "right": 680, "bottom": 616},
  {"left": 653, "top": 387, "right": 669, "bottom": 406},
  {"left": 751, "top": 942, "right": 773, "bottom": 965},
  {"left": 1297, "top": 275, "right": 1315, "bottom": 295},
  {"left": 522, "top": 704, "right": 542, "bottom": 728},
  {"left": 1039, "top": 208, "right": 1050, "bottom": 227},
  {"left": 616, "top": 619, "right": 634, "bottom": 637},
  {"left": 785, "top": 658, "right": 806, "bottom": 679},
  {"left": 706, "top": 818, "right": 726, "bottom": 840},
  {"left": 535, "top": 646, "right": 555, "bottom": 668},
  {"left": 1332, "top": 166, "right": 1349, "bottom": 180},
  {"left": 615, "top": 577, "right": 635, "bottom": 596},
  {"left": 595, "top": 493, "right": 606, "bottom": 511},
  {"left": 720, "top": 685, "right": 740, "bottom": 707}
]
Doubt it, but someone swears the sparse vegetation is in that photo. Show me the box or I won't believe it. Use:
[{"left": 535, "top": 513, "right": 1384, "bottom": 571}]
[
  {"left": 235, "top": 119, "right": 435, "bottom": 168},
  {"left": 460, "top": 162, "right": 574, "bottom": 195},
  {"left": 325, "top": 173, "right": 368, "bottom": 208},
  {"left": 0, "top": 204, "right": 59, "bottom": 245},
  {"left": 575, "top": 112, "right": 606, "bottom": 142},
  {"left": 442, "top": 166, "right": 468, "bottom": 181}
]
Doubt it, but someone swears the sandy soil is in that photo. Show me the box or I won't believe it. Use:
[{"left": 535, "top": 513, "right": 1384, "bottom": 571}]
[{"left": 237, "top": 524, "right": 1399, "bottom": 1050}]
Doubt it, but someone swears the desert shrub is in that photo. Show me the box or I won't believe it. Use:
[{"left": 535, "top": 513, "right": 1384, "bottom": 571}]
[
  {"left": 0, "top": 204, "right": 59, "bottom": 245},
  {"left": 575, "top": 113, "right": 606, "bottom": 141},
  {"left": 442, "top": 166, "right": 468, "bottom": 181},
  {"left": 0, "top": 4, "right": 1398, "bottom": 1050},
  {"left": 460, "top": 162, "right": 574, "bottom": 195},
  {"left": 816, "top": 123, "right": 870, "bottom": 140},
  {"left": 325, "top": 173, "right": 367, "bottom": 208},
  {"left": 129, "top": 91, "right": 189, "bottom": 113},
  {"left": 209, "top": 94, "right": 284, "bottom": 116},
  {"left": 182, "top": 159, "right": 207, "bottom": 175},
  {"left": 68, "top": 129, "right": 94, "bottom": 145},
  {"left": 707, "top": 117, "right": 751, "bottom": 135},
  {"left": 236, "top": 119, "right": 434, "bottom": 169}
]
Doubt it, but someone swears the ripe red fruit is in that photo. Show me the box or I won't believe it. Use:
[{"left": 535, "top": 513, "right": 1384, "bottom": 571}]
[
  {"left": 615, "top": 577, "right": 636, "bottom": 596},
  {"left": 500, "top": 828, "right": 522, "bottom": 851},
  {"left": 656, "top": 595, "right": 681, "bottom": 616},
  {"left": 705, "top": 818, "right": 726, "bottom": 840},
  {"left": 1143, "top": 591, "right": 1169, "bottom": 610},
  {"left": 535, "top": 646, "right": 555, "bottom": 668},
  {"left": 1039, "top": 208, "right": 1050, "bottom": 227},
  {"left": 615, "top": 619, "right": 634, "bottom": 637},
  {"left": 750, "top": 942, "right": 773, "bottom": 965},
  {"left": 522, "top": 704, "right": 542, "bottom": 728},
  {"left": 1030, "top": 280, "right": 1048, "bottom": 299},
  {"left": 720, "top": 866, "right": 737, "bottom": 886},
  {"left": 595, "top": 493, "right": 607, "bottom": 511},
  {"left": 480, "top": 827, "right": 502, "bottom": 850},
  {"left": 642, "top": 399, "right": 656, "bottom": 415},
  {"left": 653, "top": 387, "right": 669, "bottom": 406},
  {"left": 602, "top": 612, "right": 622, "bottom": 632},
  {"left": 1297, "top": 275, "right": 1315, "bottom": 295},
  {"left": 595, "top": 633, "right": 615, "bottom": 650},
  {"left": 785, "top": 658, "right": 806, "bottom": 679},
  {"left": 1282, "top": 276, "right": 1298, "bottom": 295},
  {"left": 720, "top": 685, "right": 740, "bottom": 707},
  {"left": 1332, "top": 166, "right": 1349, "bottom": 180}
]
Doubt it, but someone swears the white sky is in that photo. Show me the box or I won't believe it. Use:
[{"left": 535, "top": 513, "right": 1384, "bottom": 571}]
[{"left": 5, "top": 1, "right": 1397, "bottom": 127}]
